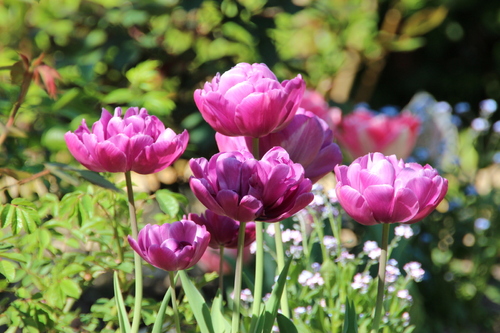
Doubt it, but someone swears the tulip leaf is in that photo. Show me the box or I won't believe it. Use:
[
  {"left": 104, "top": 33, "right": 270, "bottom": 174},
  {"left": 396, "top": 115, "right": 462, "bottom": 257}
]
[
  {"left": 179, "top": 270, "right": 214, "bottom": 333},
  {"left": 342, "top": 297, "right": 358, "bottom": 333},
  {"left": 211, "top": 290, "right": 231, "bottom": 333},
  {"left": 276, "top": 313, "right": 298, "bottom": 333},
  {"left": 113, "top": 271, "right": 131, "bottom": 333},
  {"left": 262, "top": 258, "right": 292, "bottom": 333},
  {"left": 151, "top": 284, "right": 173, "bottom": 333}
]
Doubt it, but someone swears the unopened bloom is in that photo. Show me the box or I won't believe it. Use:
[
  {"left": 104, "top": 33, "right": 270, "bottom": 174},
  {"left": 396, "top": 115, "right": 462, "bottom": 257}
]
[
  {"left": 189, "top": 147, "right": 313, "bottom": 223},
  {"left": 128, "top": 220, "right": 210, "bottom": 271},
  {"left": 335, "top": 153, "right": 448, "bottom": 225},
  {"left": 65, "top": 107, "right": 189, "bottom": 174},
  {"left": 194, "top": 63, "right": 305, "bottom": 137},
  {"left": 188, "top": 209, "right": 256, "bottom": 249},
  {"left": 403, "top": 261, "right": 425, "bottom": 282},
  {"left": 216, "top": 109, "right": 342, "bottom": 183},
  {"left": 336, "top": 108, "right": 421, "bottom": 159}
]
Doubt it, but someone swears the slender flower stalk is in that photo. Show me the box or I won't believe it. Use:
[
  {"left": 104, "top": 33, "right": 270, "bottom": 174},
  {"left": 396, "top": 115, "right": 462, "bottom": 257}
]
[
  {"left": 371, "top": 223, "right": 390, "bottom": 333},
  {"left": 219, "top": 245, "right": 225, "bottom": 292},
  {"left": 125, "top": 171, "right": 143, "bottom": 333},
  {"left": 168, "top": 271, "right": 182, "bottom": 333},
  {"left": 274, "top": 222, "right": 290, "bottom": 317},
  {"left": 251, "top": 222, "right": 264, "bottom": 322},
  {"left": 231, "top": 220, "right": 247, "bottom": 333}
]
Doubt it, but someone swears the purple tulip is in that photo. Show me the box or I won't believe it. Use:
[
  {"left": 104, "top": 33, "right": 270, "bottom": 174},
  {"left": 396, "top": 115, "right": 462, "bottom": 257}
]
[
  {"left": 334, "top": 153, "right": 448, "bottom": 225},
  {"left": 216, "top": 109, "right": 343, "bottom": 183},
  {"left": 189, "top": 147, "right": 314, "bottom": 223},
  {"left": 188, "top": 210, "right": 256, "bottom": 249},
  {"left": 65, "top": 107, "right": 189, "bottom": 174},
  {"left": 194, "top": 63, "right": 305, "bottom": 138},
  {"left": 128, "top": 221, "right": 210, "bottom": 271}
]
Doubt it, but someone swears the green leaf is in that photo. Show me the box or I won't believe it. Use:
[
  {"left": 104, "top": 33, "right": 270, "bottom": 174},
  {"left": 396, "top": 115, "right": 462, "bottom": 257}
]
[
  {"left": 211, "top": 291, "right": 231, "bottom": 333},
  {"left": 401, "top": 6, "right": 448, "bottom": 37},
  {"left": 1, "top": 199, "right": 40, "bottom": 234},
  {"left": 179, "top": 270, "right": 214, "bottom": 333},
  {"left": 0, "top": 260, "right": 16, "bottom": 281},
  {"left": 342, "top": 298, "right": 358, "bottom": 333},
  {"left": 152, "top": 282, "right": 173, "bottom": 333},
  {"left": 46, "top": 163, "right": 122, "bottom": 192},
  {"left": 60, "top": 279, "right": 82, "bottom": 299},
  {"left": 113, "top": 271, "right": 131, "bottom": 333},
  {"left": 262, "top": 258, "right": 292, "bottom": 333},
  {"left": 276, "top": 313, "right": 298, "bottom": 333},
  {"left": 60, "top": 263, "right": 86, "bottom": 277},
  {"left": 156, "top": 189, "right": 180, "bottom": 217}
]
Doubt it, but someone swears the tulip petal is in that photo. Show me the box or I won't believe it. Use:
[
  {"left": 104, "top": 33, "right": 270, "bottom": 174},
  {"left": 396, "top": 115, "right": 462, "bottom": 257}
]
[
  {"left": 391, "top": 187, "right": 419, "bottom": 222},
  {"left": 337, "top": 186, "right": 377, "bottom": 225},
  {"left": 363, "top": 184, "right": 396, "bottom": 222}
]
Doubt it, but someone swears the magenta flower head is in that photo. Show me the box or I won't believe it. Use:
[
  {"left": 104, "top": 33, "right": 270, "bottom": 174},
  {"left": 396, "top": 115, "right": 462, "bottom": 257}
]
[
  {"left": 194, "top": 63, "right": 306, "bottom": 138},
  {"left": 334, "top": 152, "right": 448, "bottom": 225},
  {"left": 216, "top": 109, "right": 342, "bottom": 183},
  {"left": 127, "top": 220, "right": 210, "bottom": 271},
  {"left": 65, "top": 107, "right": 189, "bottom": 174},
  {"left": 189, "top": 147, "right": 314, "bottom": 223},
  {"left": 188, "top": 210, "right": 256, "bottom": 249}
]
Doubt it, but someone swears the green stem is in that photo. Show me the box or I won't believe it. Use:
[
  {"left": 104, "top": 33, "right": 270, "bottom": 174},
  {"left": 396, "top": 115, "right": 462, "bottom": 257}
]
[
  {"left": 219, "top": 245, "right": 225, "bottom": 293},
  {"left": 273, "top": 222, "right": 290, "bottom": 318},
  {"left": 169, "top": 271, "right": 182, "bottom": 333},
  {"left": 231, "top": 220, "right": 247, "bottom": 333},
  {"left": 371, "top": 223, "right": 391, "bottom": 333},
  {"left": 251, "top": 222, "right": 264, "bottom": 320},
  {"left": 125, "top": 171, "right": 143, "bottom": 333}
]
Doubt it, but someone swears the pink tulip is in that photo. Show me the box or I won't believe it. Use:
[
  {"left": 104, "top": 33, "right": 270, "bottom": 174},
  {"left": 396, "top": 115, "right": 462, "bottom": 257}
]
[
  {"left": 335, "top": 108, "right": 421, "bottom": 160},
  {"left": 194, "top": 63, "right": 305, "bottom": 138},
  {"left": 334, "top": 153, "right": 448, "bottom": 225},
  {"left": 189, "top": 147, "right": 313, "bottom": 223},
  {"left": 188, "top": 210, "right": 256, "bottom": 249},
  {"left": 215, "top": 109, "right": 342, "bottom": 183},
  {"left": 128, "top": 221, "right": 210, "bottom": 271},
  {"left": 300, "top": 89, "right": 342, "bottom": 130},
  {"left": 65, "top": 107, "right": 189, "bottom": 174}
]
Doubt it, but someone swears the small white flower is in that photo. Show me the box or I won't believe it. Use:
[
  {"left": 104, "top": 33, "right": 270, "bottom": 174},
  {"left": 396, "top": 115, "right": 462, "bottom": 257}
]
[
  {"left": 249, "top": 241, "right": 257, "bottom": 254},
  {"left": 403, "top": 261, "right": 425, "bottom": 282},
  {"left": 394, "top": 225, "right": 414, "bottom": 239},
  {"left": 323, "top": 235, "right": 338, "bottom": 252},
  {"left": 335, "top": 251, "right": 355, "bottom": 263},
  {"left": 266, "top": 224, "right": 276, "bottom": 236},
  {"left": 363, "top": 241, "right": 381, "bottom": 259},
  {"left": 351, "top": 272, "right": 372, "bottom": 294},
  {"left": 397, "top": 289, "right": 413, "bottom": 301}
]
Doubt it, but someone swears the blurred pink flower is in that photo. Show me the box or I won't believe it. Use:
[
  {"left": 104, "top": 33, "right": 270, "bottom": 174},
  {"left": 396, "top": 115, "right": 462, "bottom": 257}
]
[
  {"left": 299, "top": 89, "right": 342, "bottom": 130},
  {"left": 216, "top": 109, "right": 342, "bottom": 183},
  {"left": 188, "top": 209, "right": 256, "bottom": 249},
  {"left": 335, "top": 108, "right": 421, "bottom": 160},
  {"left": 334, "top": 152, "right": 448, "bottom": 225},
  {"left": 65, "top": 107, "right": 188, "bottom": 174},
  {"left": 189, "top": 147, "right": 313, "bottom": 223},
  {"left": 196, "top": 246, "right": 253, "bottom": 275},
  {"left": 128, "top": 220, "right": 210, "bottom": 271},
  {"left": 194, "top": 63, "right": 305, "bottom": 138}
]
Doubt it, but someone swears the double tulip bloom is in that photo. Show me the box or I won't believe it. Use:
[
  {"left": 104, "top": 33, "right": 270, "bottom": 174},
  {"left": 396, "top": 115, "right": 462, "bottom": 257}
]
[
  {"left": 216, "top": 109, "right": 342, "bottom": 183},
  {"left": 189, "top": 147, "right": 314, "bottom": 223},
  {"left": 194, "top": 62, "right": 305, "bottom": 138},
  {"left": 65, "top": 107, "right": 189, "bottom": 174},
  {"left": 128, "top": 220, "right": 210, "bottom": 272},
  {"left": 335, "top": 153, "right": 448, "bottom": 225},
  {"left": 336, "top": 108, "right": 421, "bottom": 160}
]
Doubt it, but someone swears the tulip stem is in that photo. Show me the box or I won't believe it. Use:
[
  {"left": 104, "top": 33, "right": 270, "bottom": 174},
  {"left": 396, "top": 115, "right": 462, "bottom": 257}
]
[
  {"left": 231, "top": 220, "right": 247, "bottom": 333},
  {"left": 125, "top": 171, "right": 143, "bottom": 333},
  {"left": 219, "top": 245, "right": 225, "bottom": 293},
  {"left": 371, "top": 223, "right": 390, "bottom": 333},
  {"left": 274, "top": 222, "right": 290, "bottom": 318},
  {"left": 168, "top": 271, "right": 182, "bottom": 333},
  {"left": 251, "top": 222, "right": 264, "bottom": 321}
]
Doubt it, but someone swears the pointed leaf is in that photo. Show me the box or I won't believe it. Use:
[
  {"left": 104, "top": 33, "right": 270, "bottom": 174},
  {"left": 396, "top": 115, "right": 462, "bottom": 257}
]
[
  {"left": 342, "top": 298, "right": 358, "bottom": 333},
  {"left": 151, "top": 285, "right": 173, "bottom": 333},
  {"left": 156, "top": 189, "right": 180, "bottom": 217},
  {"left": 0, "top": 260, "right": 16, "bottom": 281},
  {"left": 113, "top": 271, "right": 131, "bottom": 333},
  {"left": 179, "top": 270, "right": 214, "bottom": 333},
  {"left": 211, "top": 291, "right": 231, "bottom": 333},
  {"left": 276, "top": 313, "right": 298, "bottom": 333},
  {"left": 262, "top": 258, "right": 292, "bottom": 333}
]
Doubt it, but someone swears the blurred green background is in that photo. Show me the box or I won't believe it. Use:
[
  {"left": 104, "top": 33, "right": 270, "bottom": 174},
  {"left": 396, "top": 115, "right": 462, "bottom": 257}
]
[{"left": 1, "top": 0, "right": 500, "bottom": 332}]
